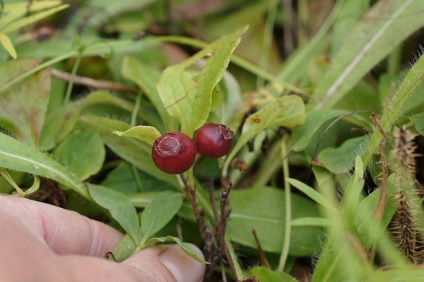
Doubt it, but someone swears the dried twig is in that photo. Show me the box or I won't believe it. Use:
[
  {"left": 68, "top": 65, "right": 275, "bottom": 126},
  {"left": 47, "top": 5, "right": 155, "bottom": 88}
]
[{"left": 50, "top": 68, "right": 139, "bottom": 93}]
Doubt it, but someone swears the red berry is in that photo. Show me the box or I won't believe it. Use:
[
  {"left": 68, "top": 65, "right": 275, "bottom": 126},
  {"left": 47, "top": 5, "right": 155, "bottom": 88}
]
[
  {"left": 195, "top": 124, "right": 233, "bottom": 158},
  {"left": 152, "top": 132, "right": 196, "bottom": 174}
]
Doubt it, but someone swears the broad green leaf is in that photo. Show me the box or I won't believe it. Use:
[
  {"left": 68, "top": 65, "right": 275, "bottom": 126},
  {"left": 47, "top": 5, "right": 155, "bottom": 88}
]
[
  {"left": 223, "top": 95, "right": 305, "bottom": 176},
  {"left": 141, "top": 192, "right": 183, "bottom": 240},
  {"left": 88, "top": 184, "right": 141, "bottom": 243},
  {"left": 318, "top": 136, "right": 366, "bottom": 174},
  {"left": 144, "top": 236, "right": 208, "bottom": 264},
  {"left": 251, "top": 267, "right": 298, "bottom": 282},
  {"left": 287, "top": 178, "right": 337, "bottom": 213},
  {"left": 78, "top": 116, "right": 179, "bottom": 188},
  {"left": 227, "top": 187, "right": 323, "bottom": 255},
  {"left": 113, "top": 126, "right": 161, "bottom": 146},
  {"left": 122, "top": 56, "right": 175, "bottom": 132},
  {"left": 409, "top": 112, "right": 424, "bottom": 135},
  {"left": 0, "top": 132, "right": 88, "bottom": 198},
  {"left": 54, "top": 131, "right": 105, "bottom": 181},
  {"left": 0, "top": 59, "right": 50, "bottom": 147},
  {"left": 313, "top": 0, "right": 424, "bottom": 110},
  {"left": 102, "top": 162, "right": 175, "bottom": 195},
  {"left": 292, "top": 109, "right": 348, "bottom": 152},
  {"left": 157, "top": 26, "right": 248, "bottom": 135},
  {"left": 0, "top": 33, "right": 17, "bottom": 59},
  {"left": 330, "top": 0, "right": 370, "bottom": 54}
]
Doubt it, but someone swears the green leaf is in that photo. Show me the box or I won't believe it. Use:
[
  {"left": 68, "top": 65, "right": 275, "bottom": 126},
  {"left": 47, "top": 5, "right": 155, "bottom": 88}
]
[
  {"left": 362, "top": 42, "right": 424, "bottom": 167},
  {"left": 144, "top": 236, "right": 208, "bottom": 264},
  {"left": 250, "top": 267, "right": 299, "bottom": 282},
  {"left": 287, "top": 178, "right": 337, "bottom": 213},
  {"left": 122, "top": 56, "right": 175, "bottom": 132},
  {"left": 141, "top": 192, "right": 183, "bottom": 240},
  {"left": 54, "top": 131, "right": 105, "bottom": 181},
  {"left": 101, "top": 162, "right": 175, "bottom": 195},
  {"left": 109, "top": 234, "right": 137, "bottom": 262},
  {"left": 409, "top": 112, "right": 424, "bottom": 135},
  {"left": 292, "top": 109, "right": 348, "bottom": 152},
  {"left": 318, "top": 136, "right": 366, "bottom": 174},
  {"left": 223, "top": 95, "right": 305, "bottom": 176},
  {"left": 0, "top": 59, "right": 50, "bottom": 147},
  {"left": 313, "top": 0, "right": 424, "bottom": 109},
  {"left": 2, "top": 4, "right": 69, "bottom": 34},
  {"left": 113, "top": 125, "right": 161, "bottom": 146},
  {"left": 88, "top": 184, "right": 141, "bottom": 243},
  {"left": 39, "top": 105, "right": 80, "bottom": 151},
  {"left": 0, "top": 132, "right": 88, "bottom": 198},
  {"left": 355, "top": 177, "right": 397, "bottom": 248},
  {"left": 227, "top": 187, "right": 323, "bottom": 255},
  {"left": 0, "top": 33, "right": 17, "bottom": 59},
  {"left": 366, "top": 267, "right": 424, "bottom": 281},
  {"left": 157, "top": 26, "right": 248, "bottom": 135}
]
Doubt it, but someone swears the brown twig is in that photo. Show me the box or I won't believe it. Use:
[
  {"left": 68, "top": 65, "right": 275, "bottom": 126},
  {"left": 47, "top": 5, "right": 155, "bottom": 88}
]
[
  {"left": 50, "top": 68, "right": 139, "bottom": 93},
  {"left": 370, "top": 113, "right": 394, "bottom": 148},
  {"left": 252, "top": 229, "right": 270, "bottom": 268},
  {"left": 374, "top": 142, "right": 388, "bottom": 220}
]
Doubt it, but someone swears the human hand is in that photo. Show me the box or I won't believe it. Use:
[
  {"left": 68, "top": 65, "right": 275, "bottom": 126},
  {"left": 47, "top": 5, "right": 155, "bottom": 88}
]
[{"left": 0, "top": 196, "right": 205, "bottom": 281}]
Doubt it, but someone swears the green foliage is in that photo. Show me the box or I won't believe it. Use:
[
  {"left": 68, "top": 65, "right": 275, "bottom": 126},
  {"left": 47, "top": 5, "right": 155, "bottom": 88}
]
[{"left": 1, "top": 0, "right": 424, "bottom": 280}]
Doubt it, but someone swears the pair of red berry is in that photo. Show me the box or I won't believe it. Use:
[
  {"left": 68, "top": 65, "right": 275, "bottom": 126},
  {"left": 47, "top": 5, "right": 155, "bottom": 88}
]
[{"left": 152, "top": 123, "right": 234, "bottom": 174}]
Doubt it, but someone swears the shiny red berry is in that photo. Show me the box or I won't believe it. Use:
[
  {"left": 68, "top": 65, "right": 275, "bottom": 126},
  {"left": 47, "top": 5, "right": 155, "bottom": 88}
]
[
  {"left": 152, "top": 132, "right": 196, "bottom": 174},
  {"left": 195, "top": 124, "right": 233, "bottom": 158}
]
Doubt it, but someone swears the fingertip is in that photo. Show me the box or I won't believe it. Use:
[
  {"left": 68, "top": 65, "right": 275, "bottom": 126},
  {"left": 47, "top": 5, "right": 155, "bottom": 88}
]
[
  {"left": 159, "top": 244, "right": 206, "bottom": 282},
  {"left": 123, "top": 244, "right": 205, "bottom": 282}
]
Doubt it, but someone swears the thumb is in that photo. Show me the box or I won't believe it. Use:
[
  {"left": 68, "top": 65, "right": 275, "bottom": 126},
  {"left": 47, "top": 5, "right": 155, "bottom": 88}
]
[{"left": 122, "top": 244, "right": 206, "bottom": 282}]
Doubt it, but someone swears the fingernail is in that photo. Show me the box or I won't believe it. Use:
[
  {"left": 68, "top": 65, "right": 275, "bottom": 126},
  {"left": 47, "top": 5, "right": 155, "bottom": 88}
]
[{"left": 159, "top": 244, "right": 205, "bottom": 282}]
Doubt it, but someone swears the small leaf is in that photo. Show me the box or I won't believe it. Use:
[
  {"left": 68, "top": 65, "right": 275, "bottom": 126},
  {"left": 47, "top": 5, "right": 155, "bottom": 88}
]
[
  {"left": 157, "top": 26, "right": 248, "bottom": 135},
  {"left": 54, "top": 131, "right": 105, "bottom": 181},
  {"left": 88, "top": 184, "right": 141, "bottom": 243},
  {"left": 141, "top": 192, "right": 183, "bottom": 240},
  {"left": 223, "top": 95, "right": 305, "bottom": 176},
  {"left": 109, "top": 234, "right": 137, "bottom": 262},
  {"left": 287, "top": 178, "right": 337, "bottom": 213},
  {"left": 292, "top": 109, "right": 348, "bottom": 152},
  {"left": 113, "top": 125, "right": 161, "bottom": 145},
  {"left": 318, "top": 136, "right": 365, "bottom": 174},
  {"left": 144, "top": 236, "right": 208, "bottom": 264},
  {"left": 0, "top": 132, "right": 88, "bottom": 198},
  {"left": 0, "top": 33, "right": 17, "bottom": 59}
]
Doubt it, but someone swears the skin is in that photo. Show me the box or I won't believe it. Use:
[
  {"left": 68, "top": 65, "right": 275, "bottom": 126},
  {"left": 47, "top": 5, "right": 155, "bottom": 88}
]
[{"left": 0, "top": 196, "right": 205, "bottom": 282}]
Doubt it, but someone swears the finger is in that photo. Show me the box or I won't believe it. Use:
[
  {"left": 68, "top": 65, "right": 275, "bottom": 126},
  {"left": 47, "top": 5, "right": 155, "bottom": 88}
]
[
  {"left": 1, "top": 196, "right": 123, "bottom": 257},
  {"left": 8, "top": 245, "right": 205, "bottom": 282},
  {"left": 122, "top": 244, "right": 206, "bottom": 282}
]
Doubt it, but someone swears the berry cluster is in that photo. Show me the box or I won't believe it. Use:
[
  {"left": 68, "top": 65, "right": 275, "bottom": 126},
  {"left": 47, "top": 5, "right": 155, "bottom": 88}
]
[{"left": 152, "top": 123, "right": 233, "bottom": 174}]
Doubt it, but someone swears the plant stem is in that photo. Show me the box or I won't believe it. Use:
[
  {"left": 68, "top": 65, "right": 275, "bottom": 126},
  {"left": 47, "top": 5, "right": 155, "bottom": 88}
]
[
  {"left": 278, "top": 135, "right": 291, "bottom": 272},
  {"left": 63, "top": 54, "right": 82, "bottom": 105}
]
